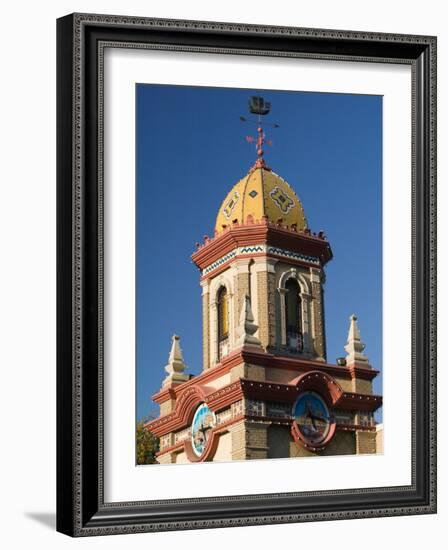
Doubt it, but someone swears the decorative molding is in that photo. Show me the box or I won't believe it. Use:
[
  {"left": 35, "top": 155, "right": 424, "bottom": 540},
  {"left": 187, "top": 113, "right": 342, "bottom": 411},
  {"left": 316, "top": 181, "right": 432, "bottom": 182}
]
[
  {"left": 203, "top": 250, "right": 237, "bottom": 275},
  {"left": 152, "top": 346, "right": 379, "bottom": 407},
  {"left": 192, "top": 221, "right": 332, "bottom": 276},
  {"left": 201, "top": 244, "right": 320, "bottom": 277},
  {"left": 268, "top": 246, "right": 320, "bottom": 265},
  {"left": 149, "top": 372, "right": 382, "bottom": 438}
]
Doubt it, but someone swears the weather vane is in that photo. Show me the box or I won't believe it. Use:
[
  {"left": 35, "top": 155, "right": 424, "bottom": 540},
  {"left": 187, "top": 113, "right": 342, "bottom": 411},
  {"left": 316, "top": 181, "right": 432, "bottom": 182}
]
[{"left": 240, "top": 96, "right": 279, "bottom": 167}]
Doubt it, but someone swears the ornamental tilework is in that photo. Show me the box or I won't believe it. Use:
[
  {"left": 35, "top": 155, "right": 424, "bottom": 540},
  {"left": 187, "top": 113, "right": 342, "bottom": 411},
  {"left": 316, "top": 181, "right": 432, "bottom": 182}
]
[
  {"left": 202, "top": 250, "right": 237, "bottom": 275},
  {"left": 217, "top": 408, "right": 232, "bottom": 425},
  {"left": 266, "top": 246, "right": 319, "bottom": 265},
  {"left": 246, "top": 399, "right": 265, "bottom": 416},
  {"left": 270, "top": 186, "right": 295, "bottom": 214},
  {"left": 174, "top": 427, "right": 191, "bottom": 445},
  {"left": 223, "top": 191, "right": 240, "bottom": 219},
  {"left": 202, "top": 244, "right": 319, "bottom": 275},
  {"left": 239, "top": 245, "right": 265, "bottom": 254},
  {"left": 231, "top": 400, "right": 244, "bottom": 417}
]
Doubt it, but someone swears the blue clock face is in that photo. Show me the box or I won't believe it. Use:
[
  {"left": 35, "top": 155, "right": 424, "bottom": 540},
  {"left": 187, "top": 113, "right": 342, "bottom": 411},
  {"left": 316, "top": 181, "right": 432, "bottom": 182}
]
[
  {"left": 293, "top": 392, "right": 331, "bottom": 445},
  {"left": 191, "top": 404, "right": 216, "bottom": 457}
]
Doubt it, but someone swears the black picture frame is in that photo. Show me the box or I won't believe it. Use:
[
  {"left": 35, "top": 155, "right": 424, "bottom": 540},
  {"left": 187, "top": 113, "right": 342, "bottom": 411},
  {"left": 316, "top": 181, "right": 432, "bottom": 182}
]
[{"left": 57, "top": 13, "right": 437, "bottom": 537}]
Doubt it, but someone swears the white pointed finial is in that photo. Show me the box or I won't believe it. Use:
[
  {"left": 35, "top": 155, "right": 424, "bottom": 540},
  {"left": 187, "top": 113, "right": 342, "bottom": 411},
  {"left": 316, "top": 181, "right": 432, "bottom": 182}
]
[
  {"left": 167, "top": 335, "right": 185, "bottom": 368},
  {"left": 344, "top": 314, "right": 370, "bottom": 367},
  {"left": 163, "top": 335, "right": 190, "bottom": 387},
  {"left": 236, "top": 295, "right": 261, "bottom": 348}
]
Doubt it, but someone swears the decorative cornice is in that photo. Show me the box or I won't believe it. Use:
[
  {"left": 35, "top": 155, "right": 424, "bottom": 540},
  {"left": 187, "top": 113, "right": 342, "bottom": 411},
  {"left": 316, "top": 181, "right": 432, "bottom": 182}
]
[
  {"left": 192, "top": 221, "right": 332, "bottom": 273},
  {"left": 201, "top": 243, "right": 320, "bottom": 277},
  {"left": 152, "top": 346, "right": 379, "bottom": 409},
  {"left": 207, "top": 381, "right": 244, "bottom": 411},
  {"left": 241, "top": 348, "right": 380, "bottom": 381},
  {"left": 147, "top": 385, "right": 209, "bottom": 436},
  {"left": 334, "top": 391, "right": 383, "bottom": 412},
  {"left": 147, "top": 381, "right": 244, "bottom": 437},
  {"left": 147, "top": 372, "right": 382, "bottom": 437},
  {"left": 152, "top": 348, "right": 245, "bottom": 404}
]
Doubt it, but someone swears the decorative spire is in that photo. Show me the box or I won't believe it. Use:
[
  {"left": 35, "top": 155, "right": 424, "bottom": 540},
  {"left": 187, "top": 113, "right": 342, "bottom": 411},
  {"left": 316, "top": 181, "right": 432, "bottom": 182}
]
[
  {"left": 163, "top": 335, "right": 190, "bottom": 387},
  {"left": 241, "top": 96, "right": 279, "bottom": 172},
  {"left": 344, "top": 315, "right": 370, "bottom": 367},
  {"left": 236, "top": 295, "right": 261, "bottom": 348}
]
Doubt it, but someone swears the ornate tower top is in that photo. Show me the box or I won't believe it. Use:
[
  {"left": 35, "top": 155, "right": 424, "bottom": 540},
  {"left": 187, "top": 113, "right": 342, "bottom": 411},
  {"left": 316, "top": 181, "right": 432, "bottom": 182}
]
[
  {"left": 215, "top": 96, "right": 308, "bottom": 235},
  {"left": 193, "top": 96, "right": 332, "bottom": 369},
  {"left": 214, "top": 168, "right": 308, "bottom": 235},
  {"left": 242, "top": 96, "right": 277, "bottom": 171}
]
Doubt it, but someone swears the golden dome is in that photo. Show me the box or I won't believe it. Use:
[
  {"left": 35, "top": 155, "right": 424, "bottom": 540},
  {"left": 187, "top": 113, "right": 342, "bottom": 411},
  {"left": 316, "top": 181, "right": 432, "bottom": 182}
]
[{"left": 215, "top": 165, "right": 308, "bottom": 234}]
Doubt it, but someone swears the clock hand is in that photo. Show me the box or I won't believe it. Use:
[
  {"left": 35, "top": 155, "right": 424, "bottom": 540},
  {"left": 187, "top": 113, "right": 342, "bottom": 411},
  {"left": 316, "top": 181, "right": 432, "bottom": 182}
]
[{"left": 200, "top": 423, "right": 211, "bottom": 443}]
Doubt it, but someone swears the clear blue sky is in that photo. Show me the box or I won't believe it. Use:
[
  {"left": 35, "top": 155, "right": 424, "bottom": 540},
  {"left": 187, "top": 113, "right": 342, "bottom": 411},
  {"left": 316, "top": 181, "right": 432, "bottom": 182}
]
[{"left": 136, "top": 84, "right": 382, "bottom": 422}]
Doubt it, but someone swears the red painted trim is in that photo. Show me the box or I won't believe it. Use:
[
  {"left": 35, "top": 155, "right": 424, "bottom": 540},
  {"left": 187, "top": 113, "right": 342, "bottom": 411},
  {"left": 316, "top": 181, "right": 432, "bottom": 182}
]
[
  {"left": 156, "top": 413, "right": 247, "bottom": 463},
  {"left": 191, "top": 221, "right": 332, "bottom": 271},
  {"left": 152, "top": 348, "right": 379, "bottom": 409},
  {"left": 291, "top": 417, "right": 337, "bottom": 452},
  {"left": 147, "top": 372, "right": 382, "bottom": 438},
  {"left": 333, "top": 392, "right": 383, "bottom": 412},
  {"left": 147, "top": 381, "right": 244, "bottom": 437},
  {"left": 207, "top": 380, "right": 244, "bottom": 411},
  {"left": 151, "top": 348, "right": 244, "bottom": 405},
  {"left": 289, "top": 371, "right": 344, "bottom": 405},
  {"left": 241, "top": 348, "right": 379, "bottom": 381},
  {"left": 184, "top": 429, "right": 220, "bottom": 463},
  {"left": 152, "top": 347, "right": 379, "bottom": 417},
  {"left": 146, "top": 385, "right": 209, "bottom": 437},
  {"left": 289, "top": 372, "right": 336, "bottom": 450}
]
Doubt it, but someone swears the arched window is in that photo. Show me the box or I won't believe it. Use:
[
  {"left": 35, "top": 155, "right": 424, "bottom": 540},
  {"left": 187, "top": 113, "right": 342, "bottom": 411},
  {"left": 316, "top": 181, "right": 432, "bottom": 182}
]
[
  {"left": 285, "top": 278, "right": 303, "bottom": 352},
  {"left": 217, "top": 286, "right": 229, "bottom": 359}
]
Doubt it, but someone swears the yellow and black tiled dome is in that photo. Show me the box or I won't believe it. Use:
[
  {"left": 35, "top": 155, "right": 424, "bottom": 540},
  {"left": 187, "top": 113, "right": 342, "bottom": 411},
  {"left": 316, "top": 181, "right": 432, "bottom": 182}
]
[{"left": 215, "top": 166, "right": 308, "bottom": 234}]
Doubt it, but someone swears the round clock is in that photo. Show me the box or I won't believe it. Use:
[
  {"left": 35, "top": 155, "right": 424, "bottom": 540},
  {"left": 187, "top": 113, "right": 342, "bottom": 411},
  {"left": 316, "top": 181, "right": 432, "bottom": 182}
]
[
  {"left": 191, "top": 403, "right": 216, "bottom": 457},
  {"left": 293, "top": 391, "right": 332, "bottom": 447}
]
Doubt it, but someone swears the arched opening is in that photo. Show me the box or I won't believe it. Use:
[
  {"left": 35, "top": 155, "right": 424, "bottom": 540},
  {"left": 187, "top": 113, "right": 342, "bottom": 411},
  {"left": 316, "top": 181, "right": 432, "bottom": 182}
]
[
  {"left": 217, "top": 286, "right": 229, "bottom": 359},
  {"left": 285, "top": 278, "right": 303, "bottom": 352}
]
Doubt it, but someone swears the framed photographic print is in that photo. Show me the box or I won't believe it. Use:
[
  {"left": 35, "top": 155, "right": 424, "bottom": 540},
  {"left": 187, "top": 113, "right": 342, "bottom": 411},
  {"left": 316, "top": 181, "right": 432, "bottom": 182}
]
[{"left": 56, "top": 13, "right": 437, "bottom": 536}]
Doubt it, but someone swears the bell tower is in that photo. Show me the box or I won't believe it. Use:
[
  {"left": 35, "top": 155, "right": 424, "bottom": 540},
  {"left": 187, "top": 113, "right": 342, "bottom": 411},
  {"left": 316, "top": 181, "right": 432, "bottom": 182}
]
[
  {"left": 193, "top": 98, "right": 331, "bottom": 369},
  {"left": 146, "top": 97, "right": 382, "bottom": 464}
]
